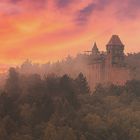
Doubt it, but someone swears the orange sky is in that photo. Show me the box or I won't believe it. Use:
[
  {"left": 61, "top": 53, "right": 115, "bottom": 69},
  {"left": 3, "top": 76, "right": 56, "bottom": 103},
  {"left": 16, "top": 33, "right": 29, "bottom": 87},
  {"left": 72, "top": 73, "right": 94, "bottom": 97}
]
[{"left": 0, "top": 0, "right": 140, "bottom": 67}]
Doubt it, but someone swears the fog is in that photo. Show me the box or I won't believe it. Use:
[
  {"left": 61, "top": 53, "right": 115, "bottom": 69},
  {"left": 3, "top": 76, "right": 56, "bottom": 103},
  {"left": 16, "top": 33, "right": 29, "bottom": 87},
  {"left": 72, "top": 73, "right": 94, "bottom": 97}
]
[
  {"left": 17, "top": 53, "right": 89, "bottom": 78},
  {"left": 0, "top": 52, "right": 140, "bottom": 89}
]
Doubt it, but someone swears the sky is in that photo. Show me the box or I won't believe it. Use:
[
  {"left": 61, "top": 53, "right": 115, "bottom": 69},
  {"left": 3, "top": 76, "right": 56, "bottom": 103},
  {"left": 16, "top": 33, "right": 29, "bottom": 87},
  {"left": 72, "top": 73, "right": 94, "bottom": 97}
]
[{"left": 0, "top": 0, "right": 140, "bottom": 69}]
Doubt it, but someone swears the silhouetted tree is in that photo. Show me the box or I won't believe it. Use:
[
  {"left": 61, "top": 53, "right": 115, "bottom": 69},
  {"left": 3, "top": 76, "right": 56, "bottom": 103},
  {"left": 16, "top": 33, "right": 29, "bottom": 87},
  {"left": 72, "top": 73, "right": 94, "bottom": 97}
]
[
  {"left": 125, "top": 80, "right": 140, "bottom": 97},
  {"left": 60, "top": 74, "right": 78, "bottom": 108},
  {"left": 75, "top": 73, "right": 90, "bottom": 94},
  {"left": 5, "top": 68, "right": 20, "bottom": 97}
]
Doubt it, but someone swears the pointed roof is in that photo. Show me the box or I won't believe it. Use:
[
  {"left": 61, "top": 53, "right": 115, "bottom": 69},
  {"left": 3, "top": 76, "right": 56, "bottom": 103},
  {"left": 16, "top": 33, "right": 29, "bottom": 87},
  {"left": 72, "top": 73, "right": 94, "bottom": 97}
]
[
  {"left": 107, "top": 35, "right": 124, "bottom": 46},
  {"left": 92, "top": 42, "right": 100, "bottom": 56},
  {"left": 92, "top": 42, "right": 98, "bottom": 51}
]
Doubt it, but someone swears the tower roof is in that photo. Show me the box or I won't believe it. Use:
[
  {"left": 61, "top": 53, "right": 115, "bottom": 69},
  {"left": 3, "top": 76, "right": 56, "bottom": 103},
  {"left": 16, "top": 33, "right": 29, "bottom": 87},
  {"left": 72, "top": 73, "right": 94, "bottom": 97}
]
[
  {"left": 107, "top": 35, "right": 124, "bottom": 46},
  {"left": 92, "top": 42, "right": 98, "bottom": 50},
  {"left": 92, "top": 42, "right": 99, "bottom": 54}
]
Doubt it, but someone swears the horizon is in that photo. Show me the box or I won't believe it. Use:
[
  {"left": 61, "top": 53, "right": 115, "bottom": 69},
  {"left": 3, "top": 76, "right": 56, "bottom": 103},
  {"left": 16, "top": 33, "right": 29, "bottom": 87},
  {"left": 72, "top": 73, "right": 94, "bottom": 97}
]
[{"left": 0, "top": 38, "right": 140, "bottom": 74}]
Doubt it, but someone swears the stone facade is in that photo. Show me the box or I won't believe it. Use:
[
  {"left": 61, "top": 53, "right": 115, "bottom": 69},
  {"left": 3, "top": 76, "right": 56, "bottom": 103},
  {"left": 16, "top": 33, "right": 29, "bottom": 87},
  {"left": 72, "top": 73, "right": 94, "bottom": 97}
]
[{"left": 88, "top": 35, "right": 130, "bottom": 90}]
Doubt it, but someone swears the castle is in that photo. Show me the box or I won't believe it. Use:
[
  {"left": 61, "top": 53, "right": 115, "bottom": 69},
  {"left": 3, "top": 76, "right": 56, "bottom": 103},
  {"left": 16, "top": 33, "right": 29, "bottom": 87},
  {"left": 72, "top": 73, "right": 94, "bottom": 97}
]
[{"left": 87, "top": 35, "right": 130, "bottom": 90}]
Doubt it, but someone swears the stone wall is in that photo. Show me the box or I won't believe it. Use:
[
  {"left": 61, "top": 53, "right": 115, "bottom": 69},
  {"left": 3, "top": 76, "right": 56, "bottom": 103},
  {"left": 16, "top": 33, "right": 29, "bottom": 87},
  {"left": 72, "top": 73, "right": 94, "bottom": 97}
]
[{"left": 87, "top": 62, "right": 130, "bottom": 91}]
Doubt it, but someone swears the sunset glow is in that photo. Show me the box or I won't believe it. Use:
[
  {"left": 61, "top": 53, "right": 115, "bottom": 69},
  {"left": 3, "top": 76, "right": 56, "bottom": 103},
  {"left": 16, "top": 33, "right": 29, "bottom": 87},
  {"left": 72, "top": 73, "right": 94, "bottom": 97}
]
[{"left": 0, "top": 0, "right": 140, "bottom": 65}]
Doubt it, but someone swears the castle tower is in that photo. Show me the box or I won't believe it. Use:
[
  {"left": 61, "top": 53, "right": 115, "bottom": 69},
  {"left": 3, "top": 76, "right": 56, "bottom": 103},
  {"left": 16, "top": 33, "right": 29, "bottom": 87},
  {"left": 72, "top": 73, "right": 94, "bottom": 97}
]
[
  {"left": 105, "top": 35, "right": 130, "bottom": 85},
  {"left": 106, "top": 35, "right": 124, "bottom": 65},
  {"left": 88, "top": 42, "right": 105, "bottom": 90}
]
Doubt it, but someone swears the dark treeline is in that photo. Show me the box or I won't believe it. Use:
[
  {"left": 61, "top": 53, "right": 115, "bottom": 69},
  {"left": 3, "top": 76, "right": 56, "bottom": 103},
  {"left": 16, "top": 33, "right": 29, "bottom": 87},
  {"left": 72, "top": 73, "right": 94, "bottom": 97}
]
[{"left": 0, "top": 68, "right": 139, "bottom": 140}]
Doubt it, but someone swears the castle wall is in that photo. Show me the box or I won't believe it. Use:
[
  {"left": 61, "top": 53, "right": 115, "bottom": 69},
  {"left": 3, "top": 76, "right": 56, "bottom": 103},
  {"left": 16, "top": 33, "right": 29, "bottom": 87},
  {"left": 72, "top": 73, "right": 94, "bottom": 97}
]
[
  {"left": 88, "top": 62, "right": 130, "bottom": 91},
  {"left": 88, "top": 62, "right": 106, "bottom": 90},
  {"left": 109, "top": 66, "right": 130, "bottom": 85}
]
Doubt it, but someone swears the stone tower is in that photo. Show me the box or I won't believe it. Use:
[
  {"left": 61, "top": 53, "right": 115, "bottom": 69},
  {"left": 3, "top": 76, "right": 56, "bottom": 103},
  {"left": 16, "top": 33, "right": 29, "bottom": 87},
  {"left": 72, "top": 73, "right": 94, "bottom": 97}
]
[{"left": 106, "top": 35, "right": 125, "bottom": 65}]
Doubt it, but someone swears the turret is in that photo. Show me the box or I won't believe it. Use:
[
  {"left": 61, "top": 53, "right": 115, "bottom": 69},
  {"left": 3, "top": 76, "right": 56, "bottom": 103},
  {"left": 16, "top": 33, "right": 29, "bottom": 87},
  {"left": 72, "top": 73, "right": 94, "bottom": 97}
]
[
  {"left": 106, "top": 35, "right": 124, "bottom": 65},
  {"left": 92, "top": 42, "right": 99, "bottom": 55}
]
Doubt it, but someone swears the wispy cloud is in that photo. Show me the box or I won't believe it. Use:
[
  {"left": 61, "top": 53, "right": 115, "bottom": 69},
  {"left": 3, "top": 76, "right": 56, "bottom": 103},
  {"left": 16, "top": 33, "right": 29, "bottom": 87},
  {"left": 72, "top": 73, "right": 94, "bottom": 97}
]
[
  {"left": 56, "top": 0, "right": 73, "bottom": 8},
  {"left": 75, "top": 0, "right": 110, "bottom": 25},
  {"left": 0, "top": 2, "right": 22, "bottom": 15},
  {"left": 116, "top": 0, "right": 140, "bottom": 20},
  {"left": 9, "top": 0, "right": 48, "bottom": 10},
  {"left": 76, "top": 3, "right": 96, "bottom": 25}
]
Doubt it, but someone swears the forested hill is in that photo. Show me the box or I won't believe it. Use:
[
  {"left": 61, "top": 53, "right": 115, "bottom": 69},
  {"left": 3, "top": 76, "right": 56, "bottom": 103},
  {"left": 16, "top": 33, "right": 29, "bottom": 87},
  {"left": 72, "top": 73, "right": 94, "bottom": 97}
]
[{"left": 0, "top": 68, "right": 139, "bottom": 140}]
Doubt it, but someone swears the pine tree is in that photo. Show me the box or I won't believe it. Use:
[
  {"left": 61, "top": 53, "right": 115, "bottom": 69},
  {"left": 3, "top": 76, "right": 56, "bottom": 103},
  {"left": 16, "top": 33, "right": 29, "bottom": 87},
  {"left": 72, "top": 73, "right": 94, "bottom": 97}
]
[
  {"left": 75, "top": 73, "right": 90, "bottom": 94},
  {"left": 5, "top": 67, "right": 20, "bottom": 97}
]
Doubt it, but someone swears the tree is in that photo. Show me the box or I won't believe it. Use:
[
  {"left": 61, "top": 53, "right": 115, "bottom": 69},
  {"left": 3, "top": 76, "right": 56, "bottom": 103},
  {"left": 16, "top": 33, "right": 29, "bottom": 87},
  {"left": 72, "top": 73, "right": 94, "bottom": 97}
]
[
  {"left": 60, "top": 74, "right": 73, "bottom": 92},
  {"left": 11, "top": 133, "right": 33, "bottom": 140},
  {"left": 60, "top": 75, "right": 78, "bottom": 108},
  {"left": 125, "top": 80, "right": 140, "bottom": 97},
  {"left": 20, "top": 103, "right": 33, "bottom": 124},
  {"left": 43, "top": 123, "right": 57, "bottom": 140},
  {"left": 79, "top": 135, "right": 87, "bottom": 140},
  {"left": 5, "top": 67, "right": 20, "bottom": 97},
  {"left": 107, "top": 84, "right": 123, "bottom": 96},
  {"left": 0, "top": 124, "right": 7, "bottom": 140},
  {"left": 45, "top": 74, "right": 59, "bottom": 95},
  {"left": 64, "top": 128, "right": 77, "bottom": 140},
  {"left": 75, "top": 73, "right": 90, "bottom": 94}
]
